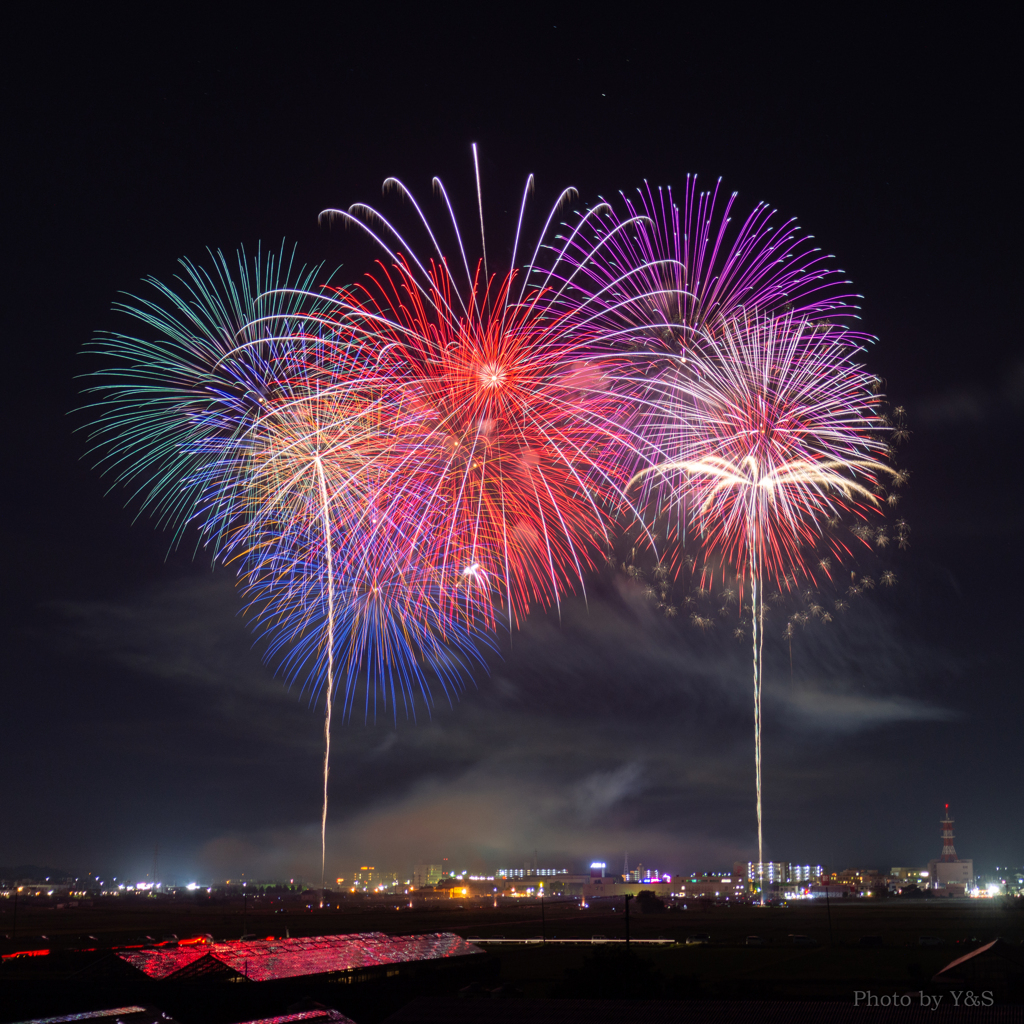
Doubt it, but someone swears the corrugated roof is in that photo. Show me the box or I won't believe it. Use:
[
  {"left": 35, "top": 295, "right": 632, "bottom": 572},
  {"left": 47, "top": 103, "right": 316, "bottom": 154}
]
[
  {"left": 117, "top": 931, "right": 482, "bottom": 982},
  {"left": 12, "top": 1009, "right": 173, "bottom": 1024},
  {"left": 235, "top": 1011, "right": 356, "bottom": 1024}
]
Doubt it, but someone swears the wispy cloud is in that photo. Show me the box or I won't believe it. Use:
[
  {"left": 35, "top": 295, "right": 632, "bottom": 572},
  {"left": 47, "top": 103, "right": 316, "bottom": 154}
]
[
  {"left": 914, "top": 359, "right": 1024, "bottom": 426},
  {"left": 775, "top": 686, "right": 956, "bottom": 732},
  {"left": 40, "top": 569, "right": 966, "bottom": 879}
]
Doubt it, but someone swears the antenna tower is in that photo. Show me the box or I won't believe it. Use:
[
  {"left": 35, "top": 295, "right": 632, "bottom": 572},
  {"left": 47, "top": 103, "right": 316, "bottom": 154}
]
[{"left": 939, "top": 804, "right": 958, "bottom": 863}]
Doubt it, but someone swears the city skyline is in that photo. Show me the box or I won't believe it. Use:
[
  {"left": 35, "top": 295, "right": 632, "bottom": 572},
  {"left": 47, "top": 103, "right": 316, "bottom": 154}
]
[{"left": 2, "top": 802, "right": 1004, "bottom": 890}]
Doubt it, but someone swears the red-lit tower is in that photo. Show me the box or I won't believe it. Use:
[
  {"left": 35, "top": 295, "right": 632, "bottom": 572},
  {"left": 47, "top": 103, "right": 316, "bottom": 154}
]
[{"left": 939, "top": 804, "right": 958, "bottom": 863}]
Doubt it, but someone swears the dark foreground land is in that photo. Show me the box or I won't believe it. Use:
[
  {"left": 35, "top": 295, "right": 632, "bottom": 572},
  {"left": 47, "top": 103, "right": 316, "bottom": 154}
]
[{"left": 1, "top": 894, "right": 1022, "bottom": 1022}]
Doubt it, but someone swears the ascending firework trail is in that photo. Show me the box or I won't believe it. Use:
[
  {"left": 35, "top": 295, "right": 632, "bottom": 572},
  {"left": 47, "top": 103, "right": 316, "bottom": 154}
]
[
  {"left": 82, "top": 152, "right": 647, "bottom": 901},
  {"left": 81, "top": 245, "right": 490, "bottom": 905},
  {"left": 551, "top": 180, "right": 902, "bottom": 895},
  {"left": 628, "top": 313, "right": 897, "bottom": 894}
]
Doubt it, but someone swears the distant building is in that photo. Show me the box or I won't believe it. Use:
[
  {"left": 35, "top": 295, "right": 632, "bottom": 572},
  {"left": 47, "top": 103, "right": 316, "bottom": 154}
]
[
  {"left": 496, "top": 869, "right": 590, "bottom": 895},
  {"left": 342, "top": 867, "right": 398, "bottom": 892},
  {"left": 808, "top": 882, "right": 856, "bottom": 897},
  {"left": 927, "top": 805, "right": 973, "bottom": 896},
  {"left": 622, "top": 865, "right": 672, "bottom": 884},
  {"left": 733, "top": 862, "right": 825, "bottom": 891},
  {"left": 412, "top": 864, "right": 444, "bottom": 888},
  {"left": 834, "top": 868, "right": 884, "bottom": 891},
  {"left": 496, "top": 867, "right": 569, "bottom": 879},
  {"left": 890, "top": 866, "right": 929, "bottom": 886},
  {"left": 678, "top": 873, "right": 747, "bottom": 900}
]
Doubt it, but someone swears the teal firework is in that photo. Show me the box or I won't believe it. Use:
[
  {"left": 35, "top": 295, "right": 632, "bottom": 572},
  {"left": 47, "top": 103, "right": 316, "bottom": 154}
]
[{"left": 81, "top": 242, "right": 331, "bottom": 554}]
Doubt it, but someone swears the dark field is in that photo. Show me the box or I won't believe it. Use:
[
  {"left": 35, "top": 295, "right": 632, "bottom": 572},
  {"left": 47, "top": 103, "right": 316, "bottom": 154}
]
[{"left": 2, "top": 894, "right": 1022, "bottom": 1021}]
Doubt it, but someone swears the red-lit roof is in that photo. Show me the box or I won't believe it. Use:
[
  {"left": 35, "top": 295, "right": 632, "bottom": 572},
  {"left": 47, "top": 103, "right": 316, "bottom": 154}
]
[
  {"left": 116, "top": 946, "right": 207, "bottom": 979},
  {"left": 237, "top": 1012, "right": 356, "bottom": 1024},
  {"left": 117, "top": 932, "right": 482, "bottom": 982}
]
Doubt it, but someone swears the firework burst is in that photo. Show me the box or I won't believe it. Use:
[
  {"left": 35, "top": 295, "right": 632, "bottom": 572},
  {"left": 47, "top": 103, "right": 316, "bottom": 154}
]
[
  {"left": 551, "top": 177, "right": 866, "bottom": 358},
  {"left": 82, "top": 243, "right": 494, "bottom": 903},
  {"left": 317, "top": 153, "right": 639, "bottom": 628},
  {"left": 82, "top": 243, "right": 331, "bottom": 550},
  {"left": 629, "top": 311, "right": 898, "bottom": 892},
  {"left": 82, "top": 158, "right": 909, "bottom": 909}
]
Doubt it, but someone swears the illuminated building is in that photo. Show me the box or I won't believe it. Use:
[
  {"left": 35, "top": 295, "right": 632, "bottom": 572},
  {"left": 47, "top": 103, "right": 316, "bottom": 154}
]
[
  {"left": 347, "top": 867, "right": 397, "bottom": 892},
  {"left": 733, "top": 862, "right": 825, "bottom": 890},
  {"left": 834, "top": 868, "right": 883, "bottom": 889},
  {"left": 412, "top": 864, "right": 444, "bottom": 887},
  {"left": 495, "top": 868, "right": 585, "bottom": 896},
  {"left": 890, "top": 866, "right": 930, "bottom": 887},
  {"left": 496, "top": 867, "right": 569, "bottom": 879},
  {"left": 677, "top": 874, "right": 747, "bottom": 900}
]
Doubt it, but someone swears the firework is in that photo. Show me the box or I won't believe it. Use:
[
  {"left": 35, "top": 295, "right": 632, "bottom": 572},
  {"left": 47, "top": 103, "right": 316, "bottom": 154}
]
[
  {"left": 241, "top": 520, "right": 491, "bottom": 722},
  {"left": 82, "top": 245, "right": 359, "bottom": 901},
  {"left": 551, "top": 177, "right": 864, "bottom": 356},
  {"left": 82, "top": 244, "right": 493, "bottom": 904},
  {"left": 317, "top": 151, "right": 639, "bottom": 628},
  {"left": 82, "top": 161, "right": 908, "bottom": 911},
  {"left": 82, "top": 244, "right": 330, "bottom": 550},
  {"left": 629, "top": 311, "right": 898, "bottom": 894}
]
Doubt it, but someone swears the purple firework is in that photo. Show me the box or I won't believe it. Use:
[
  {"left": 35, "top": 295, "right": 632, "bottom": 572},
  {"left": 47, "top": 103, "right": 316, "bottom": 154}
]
[{"left": 547, "top": 177, "right": 866, "bottom": 355}]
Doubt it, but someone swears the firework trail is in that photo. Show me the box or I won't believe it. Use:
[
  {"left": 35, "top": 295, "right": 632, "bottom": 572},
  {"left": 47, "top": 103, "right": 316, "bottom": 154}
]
[
  {"left": 82, "top": 244, "right": 492, "bottom": 903},
  {"left": 217, "top": 341, "right": 395, "bottom": 901},
  {"left": 628, "top": 311, "right": 897, "bottom": 895},
  {"left": 240, "top": 519, "right": 492, "bottom": 896},
  {"left": 296, "top": 154, "right": 642, "bottom": 895},
  {"left": 81, "top": 245, "right": 354, "bottom": 901},
  {"left": 546, "top": 177, "right": 893, "bottom": 889}
]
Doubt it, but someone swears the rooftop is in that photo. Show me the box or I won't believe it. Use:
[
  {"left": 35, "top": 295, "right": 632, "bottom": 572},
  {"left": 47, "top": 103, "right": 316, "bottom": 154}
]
[{"left": 117, "top": 931, "right": 482, "bottom": 982}]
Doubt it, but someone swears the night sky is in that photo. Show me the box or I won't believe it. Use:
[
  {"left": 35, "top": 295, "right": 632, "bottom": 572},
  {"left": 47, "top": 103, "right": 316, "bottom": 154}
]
[{"left": 3, "top": 8, "right": 1020, "bottom": 885}]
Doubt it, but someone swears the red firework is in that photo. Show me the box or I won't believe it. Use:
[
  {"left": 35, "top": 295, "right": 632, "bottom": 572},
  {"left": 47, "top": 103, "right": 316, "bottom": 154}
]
[{"left": 321, "top": 255, "right": 634, "bottom": 627}]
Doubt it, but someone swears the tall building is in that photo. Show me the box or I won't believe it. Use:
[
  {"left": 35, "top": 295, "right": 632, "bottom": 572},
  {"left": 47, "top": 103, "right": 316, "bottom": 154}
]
[
  {"left": 348, "top": 867, "right": 397, "bottom": 891},
  {"left": 927, "top": 805, "right": 973, "bottom": 896},
  {"left": 733, "top": 862, "right": 825, "bottom": 889},
  {"left": 412, "top": 864, "right": 444, "bottom": 888}
]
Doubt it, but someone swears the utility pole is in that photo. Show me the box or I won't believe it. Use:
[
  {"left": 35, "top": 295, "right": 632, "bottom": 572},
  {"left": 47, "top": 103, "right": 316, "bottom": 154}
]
[
  {"left": 625, "top": 893, "right": 633, "bottom": 947},
  {"left": 12, "top": 885, "right": 17, "bottom": 941},
  {"left": 822, "top": 872, "right": 833, "bottom": 947},
  {"left": 540, "top": 896, "right": 545, "bottom": 944}
]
